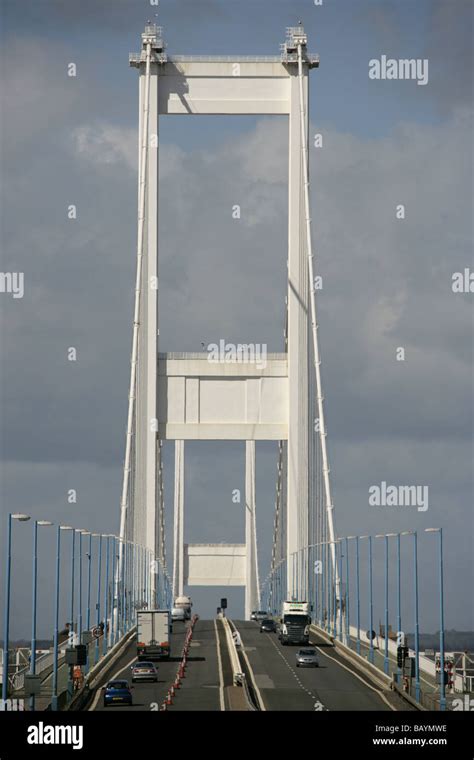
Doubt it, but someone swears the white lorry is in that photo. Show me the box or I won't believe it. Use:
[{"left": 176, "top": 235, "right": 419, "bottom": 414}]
[
  {"left": 136, "top": 609, "right": 171, "bottom": 661},
  {"left": 279, "top": 601, "right": 311, "bottom": 646},
  {"left": 173, "top": 595, "right": 193, "bottom": 621}
]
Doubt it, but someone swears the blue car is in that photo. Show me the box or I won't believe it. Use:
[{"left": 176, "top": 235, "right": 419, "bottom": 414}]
[{"left": 102, "top": 680, "right": 133, "bottom": 707}]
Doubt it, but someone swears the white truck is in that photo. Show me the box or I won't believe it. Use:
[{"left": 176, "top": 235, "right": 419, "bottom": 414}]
[
  {"left": 279, "top": 601, "right": 311, "bottom": 646},
  {"left": 173, "top": 595, "right": 193, "bottom": 621},
  {"left": 136, "top": 609, "right": 171, "bottom": 661}
]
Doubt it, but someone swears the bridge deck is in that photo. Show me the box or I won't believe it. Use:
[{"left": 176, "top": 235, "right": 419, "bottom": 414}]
[
  {"left": 90, "top": 619, "right": 221, "bottom": 712},
  {"left": 234, "top": 620, "right": 414, "bottom": 711}
]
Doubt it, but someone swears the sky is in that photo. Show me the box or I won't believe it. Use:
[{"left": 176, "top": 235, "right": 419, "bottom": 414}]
[{"left": 0, "top": 0, "right": 472, "bottom": 638}]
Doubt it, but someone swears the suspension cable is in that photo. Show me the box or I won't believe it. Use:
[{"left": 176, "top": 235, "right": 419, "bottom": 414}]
[
  {"left": 296, "top": 42, "right": 340, "bottom": 601},
  {"left": 118, "top": 40, "right": 153, "bottom": 582}
]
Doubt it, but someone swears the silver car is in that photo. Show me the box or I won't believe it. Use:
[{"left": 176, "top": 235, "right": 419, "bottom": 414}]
[
  {"left": 131, "top": 661, "right": 158, "bottom": 682},
  {"left": 296, "top": 648, "right": 319, "bottom": 668}
]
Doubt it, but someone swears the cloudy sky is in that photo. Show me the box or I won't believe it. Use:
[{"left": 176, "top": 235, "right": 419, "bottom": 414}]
[{"left": 0, "top": 0, "right": 472, "bottom": 637}]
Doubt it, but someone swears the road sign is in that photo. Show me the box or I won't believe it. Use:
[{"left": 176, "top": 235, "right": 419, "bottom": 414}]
[
  {"left": 366, "top": 629, "right": 376, "bottom": 640},
  {"left": 24, "top": 675, "right": 41, "bottom": 696},
  {"left": 92, "top": 626, "right": 102, "bottom": 639}
]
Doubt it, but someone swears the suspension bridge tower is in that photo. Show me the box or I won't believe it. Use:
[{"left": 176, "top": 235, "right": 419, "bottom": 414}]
[{"left": 120, "top": 23, "right": 339, "bottom": 617}]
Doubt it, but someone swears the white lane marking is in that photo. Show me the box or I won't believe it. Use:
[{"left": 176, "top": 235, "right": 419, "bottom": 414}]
[
  {"left": 267, "top": 635, "right": 317, "bottom": 701},
  {"left": 88, "top": 650, "right": 137, "bottom": 711},
  {"left": 313, "top": 643, "right": 397, "bottom": 711},
  {"left": 214, "top": 619, "right": 225, "bottom": 711}
]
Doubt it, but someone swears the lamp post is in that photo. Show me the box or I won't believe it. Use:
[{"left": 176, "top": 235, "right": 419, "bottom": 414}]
[
  {"left": 376, "top": 533, "right": 397, "bottom": 675},
  {"left": 402, "top": 530, "right": 420, "bottom": 702},
  {"left": 110, "top": 536, "right": 117, "bottom": 646},
  {"left": 368, "top": 536, "right": 374, "bottom": 664},
  {"left": 332, "top": 541, "right": 337, "bottom": 640},
  {"left": 69, "top": 530, "right": 75, "bottom": 646},
  {"left": 396, "top": 531, "right": 402, "bottom": 679},
  {"left": 426, "top": 528, "right": 446, "bottom": 711},
  {"left": 344, "top": 536, "right": 350, "bottom": 647},
  {"left": 2, "top": 513, "right": 31, "bottom": 704},
  {"left": 52, "top": 525, "right": 73, "bottom": 711},
  {"left": 55, "top": 525, "right": 74, "bottom": 705},
  {"left": 346, "top": 537, "right": 359, "bottom": 654},
  {"left": 321, "top": 539, "right": 326, "bottom": 631},
  {"left": 358, "top": 536, "right": 374, "bottom": 664},
  {"left": 413, "top": 530, "right": 420, "bottom": 702},
  {"left": 77, "top": 530, "right": 90, "bottom": 646},
  {"left": 81, "top": 531, "right": 92, "bottom": 675},
  {"left": 30, "top": 520, "right": 53, "bottom": 711},
  {"left": 338, "top": 540, "right": 343, "bottom": 643},
  {"left": 103, "top": 536, "right": 111, "bottom": 656},
  {"left": 95, "top": 534, "right": 103, "bottom": 665}
]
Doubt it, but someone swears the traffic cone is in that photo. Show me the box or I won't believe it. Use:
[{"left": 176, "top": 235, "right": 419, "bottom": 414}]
[{"left": 165, "top": 691, "right": 173, "bottom": 705}]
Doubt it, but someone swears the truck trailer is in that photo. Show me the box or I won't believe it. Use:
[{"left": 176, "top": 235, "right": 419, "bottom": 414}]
[{"left": 136, "top": 609, "right": 171, "bottom": 660}]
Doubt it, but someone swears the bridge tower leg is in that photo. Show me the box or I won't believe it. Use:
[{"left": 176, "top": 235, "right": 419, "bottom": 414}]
[
  {"left": 132, "top": 48, "right": 161, "bottom": 603},
  {"left": 245, "top": 441, "right": 260, "bottom": 619},
  {"left": 286, "top": 67, "right": 310, "bottom": 600}
]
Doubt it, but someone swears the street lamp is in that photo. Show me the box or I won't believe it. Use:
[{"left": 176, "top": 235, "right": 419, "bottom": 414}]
[
  {"left": 2, "top": 513, "right": 31, "bottom": 703},
  {"left": 337, "top": 540, "right": 343, "bottom": 642},
  {"left": 30, "top": 520, "right": 53, "bottom": 710},
  {"left": 358, "top": 536, "right": 374, "bottom": 664},
  {"left": 94, "top": 533, "right": 103, "bottom": 665},
  {"left": 402, "top": 530, "right": 420, "bottom": 702},
  {"left": 59, "top": 526, "right": 78, "bottom": 703},
  {"left": 110, "top": 535, "right": 117, "bottom": 647},
  {"left": 376, "top": 533, "right": 397, "bottom": 675},
  {"left": 425, "top": 528, "right": 446, "bottom": 711},
  {"left": 51, "top": 525, "right": 73, "bottom": 711},
  {"left": 77, "top": 530, "right": 90, "bottom": 647},
  {"left": 346, "top": 537, "right": 359, "bottom": 653},
  {"left": 103, "top": 535, "right": 113, "bottom": 657}
]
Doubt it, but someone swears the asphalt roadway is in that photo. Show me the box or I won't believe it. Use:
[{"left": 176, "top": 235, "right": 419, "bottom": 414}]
[
  {"left": 88, "top": 618, "right": 414, "bottom": 712},
  {"left": 89, "top": 618, "right": 221, "bottom": 712},
  {"left": 234, "top": 620, "right": 415, "bottom": 711}
]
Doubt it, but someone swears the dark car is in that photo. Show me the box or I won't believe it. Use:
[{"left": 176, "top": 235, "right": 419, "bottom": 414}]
[
  {"left": 260, "top": 618, "right": 277, "bottom": 633},
  {"left": 102, "top": 680, "right": 133, "bottom": 707}
]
